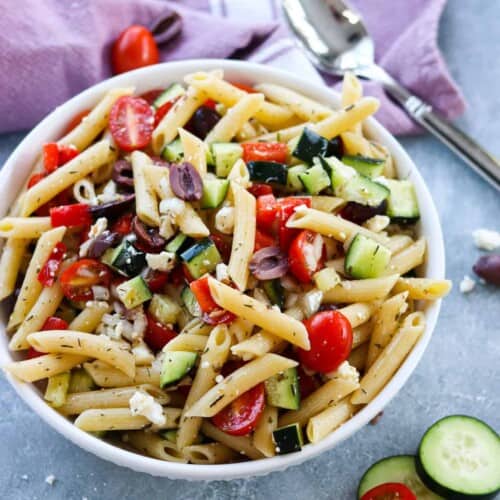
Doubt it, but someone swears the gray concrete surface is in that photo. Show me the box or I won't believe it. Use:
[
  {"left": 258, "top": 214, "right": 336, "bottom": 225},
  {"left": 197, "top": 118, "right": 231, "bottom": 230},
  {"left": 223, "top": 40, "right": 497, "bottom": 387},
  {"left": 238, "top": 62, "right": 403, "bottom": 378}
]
[{"left": 0, "top": 1, "right": 498, "bottom": 498}]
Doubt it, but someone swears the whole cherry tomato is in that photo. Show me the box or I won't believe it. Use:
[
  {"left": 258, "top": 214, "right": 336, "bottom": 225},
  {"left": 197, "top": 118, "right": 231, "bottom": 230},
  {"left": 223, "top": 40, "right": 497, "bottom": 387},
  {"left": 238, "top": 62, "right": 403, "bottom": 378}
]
[
  {"left": 360, "top": 483, "right": 417, "bottom": 500},
  {"left": 288, "top": 230, "right": 325, "bottom": 283},
  {"left": 60, "top": 259, "right": 111, "bottom": 302},
  {"left": 111, "top": 25, "right": 159, "bottom": 75}
]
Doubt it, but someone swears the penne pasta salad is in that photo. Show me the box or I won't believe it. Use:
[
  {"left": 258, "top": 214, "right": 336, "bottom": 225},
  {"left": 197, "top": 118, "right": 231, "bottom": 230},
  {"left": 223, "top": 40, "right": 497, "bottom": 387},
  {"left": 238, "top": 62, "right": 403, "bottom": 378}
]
[{"left": 1, "top": 70, "right": 451, "bottom": 464}]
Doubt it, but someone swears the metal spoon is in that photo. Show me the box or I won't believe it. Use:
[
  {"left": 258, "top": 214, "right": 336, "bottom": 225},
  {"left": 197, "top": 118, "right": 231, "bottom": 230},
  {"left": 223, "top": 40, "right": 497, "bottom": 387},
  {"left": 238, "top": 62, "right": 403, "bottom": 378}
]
[{"left": 283, "top": 0, "right": 500, "bottom": 191}]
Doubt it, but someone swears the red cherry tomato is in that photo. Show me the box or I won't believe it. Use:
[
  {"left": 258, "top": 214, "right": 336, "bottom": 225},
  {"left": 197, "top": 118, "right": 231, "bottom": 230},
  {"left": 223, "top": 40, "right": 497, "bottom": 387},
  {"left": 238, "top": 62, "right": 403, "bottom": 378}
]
[
  {"left": 144, "top": 269, "right": 169, "bottom": 293},
  {"left": 28, "top": 172, "right": 47, "bottom": 188},
  {"left": 256, "top": 194, "right": 279, "bottom": 234},
  {"left": 297, "top": 366, "right": 319, "bottom": 398},
  {"left": 212, "top": 383, "right": 265, "bottom": 436},
  {"left": 63, "top": 109, "right": 91, "bottom": 135},
  {"left": 360, "top": 483, "right": 417, "bottom": 500},
  {"left": 111, "top": 213, "right": 133, "bottom": 236},
  {"left": 230, "top": 82, "right": 257, "bottom": 93},
  {"left": 37, "top": 242, "right": 67, "bottom": 287},
  {"left": 60, "top": 259, "right": 111, "bottom": 302},
  {"left": 109, "top": 96, "right": 154, "bottom": 152},
  {"left": 154, "top": 99, "right": 175, "bottom": 127},
  {"left": 278, "top": 197, "right": 312, "bottom": 250},
  {"left": 210, "top": 233, "right": 232, "bottom": 263},
  {"left": 242, "top": 142, "right": 288, "bottom": 164},
  {"left": 247, "top": 183, "right": 273, "bottom": 197},
  {"left": 203, "top": 98, "right": 218, "bottom": 110},
  {"left": 57, "top": 144, "right": 79, "bottom": 165},
  {"left": 190, "top": 276, "right": 236, "bottom": 325},
  {"left": 254, "top": 229, "right": 276, "bottom": 251},
  {"left": 42, "top": 316, "right": 69, "bottom": 331},
  {"left": 144, "top": 313, "right": 177, "bottom": 351},
  {"left": 288, "top": 230, "right": 325, "bottom": 283},
  {"left": 50, "top": 203, "right": 91, "bottom": 228},
  {"left": 299, "top": 310, "right": 353, "bottom": 373},
  {"left": 111, "top": 25, "right": 159, "bottom": 75},
  {"left": 27, "top": 347, "right": 45, "bottom": 359},
  {"left": 43, "top": 143, "right": 59, "bottom": 173}
]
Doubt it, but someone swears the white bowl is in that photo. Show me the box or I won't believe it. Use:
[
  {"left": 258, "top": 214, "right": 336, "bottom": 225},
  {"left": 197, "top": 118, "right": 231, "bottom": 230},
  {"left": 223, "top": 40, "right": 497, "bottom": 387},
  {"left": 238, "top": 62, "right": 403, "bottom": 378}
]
[{"left": 0, "top": 60, "right": 445, "bottom": 480}]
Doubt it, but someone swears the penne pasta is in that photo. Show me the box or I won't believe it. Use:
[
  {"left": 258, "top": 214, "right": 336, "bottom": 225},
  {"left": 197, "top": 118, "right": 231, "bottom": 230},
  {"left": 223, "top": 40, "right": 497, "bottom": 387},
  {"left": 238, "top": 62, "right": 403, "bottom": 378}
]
[
  {"left": 131, "top": 151, "right": 160, "bottom": 227},
  {"left": 307, "top": 399, "right": 356, "bottom": 444},
  {"left": 253, "top": 405, "right": 278, "bottom": 457},
  {"left": 0, "top": 238, "right": 29, "bottom": 301},
  {"left": 322, "top": 275, "right": 399, "bottom": 303},
  {"left": 163, "top": 334, "right": 208, "bottom": 353},
  {"left": 83, "top": 360, "right": 160, "bottom": 388},
  {"left": 183, "top": 443, "right": 238, "bottom": 464},
  {"left": 0, "top": 217, "right": 52, "bottom": 239},
  {"left": 126, "top": 431, "right": 187, "bottom": 463},
  {"left": 392, "top": 277, "right": 452, "bottom": 300}
]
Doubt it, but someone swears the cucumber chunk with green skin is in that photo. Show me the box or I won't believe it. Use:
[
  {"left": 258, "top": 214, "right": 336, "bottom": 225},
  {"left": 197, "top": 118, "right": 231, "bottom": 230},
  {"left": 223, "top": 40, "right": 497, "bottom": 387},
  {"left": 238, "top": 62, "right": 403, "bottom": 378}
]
[
  {"left": 377, "top": 178, "right": 420, "bottom": 222},
  {"left": 273, "top": 423, "right": 304, "bottom": 454},
  {"left": 341, "top": 176, "right": 389, "bottom": 207},
  {"left": 160, "top": 351, "right": 198, "bottom": 387},
  {"left": 247, "top": 161, "right": 288, "bottom": 185},
  {"left": 211, "top": 143, "right": 243, "bottom": 177},
  {"left": 265, "top": 367, "right": 300, "bottom": 410},
  {"left": 292, "top": 128, "right": 329, "bottom": 164},
  {"left": 342, "top": 155, "right": 385, "bottom": 178},
  {"left": 116, "top": 276, "right": 152, "bottom": 309},
  {"left": 180, "top": 238, "right": 222, "bottom": 279},
  {"left": 298, "top": 163, "right": 331, "bottom": 195},
  {"left": 44, "top": 372, "right": 71, "bottom": 408},
  {"left": 262, "top": 279, "right": 285, "bottom": 309},
  {"left": 108, "top": 240, "right": 146, "bottom": 277},
  {"left": 345, "top": 233, "right": 391, "bottom": 279},
  {"left": 149, "top": 294, "right": 181, "bottom": 325},
  {"left": 165, "top": 233, "right": 194, "bottom": 255},
  {"left": 200, "top": 179, "right": 229, "bottom": 209},
  {"left": 161, "top": 138, "right": 184, "bottom": 163},
  {"left": 357, "top": 455, "right": 442, "bottom": 500},
  {"left": 287, "top": 164, "right": 308, "bottom": 191},
  {"left": 181, "top": 286, "right": 202, "bottom": 317},
  {"left": 416, "top": 415, "right": 500, "bottom": 499},
  {"left": 68, "top": 368, "right": 96, "bottom": 393},
  {"left": 153, "top": 83, "right": 185, "bottom": 109}
]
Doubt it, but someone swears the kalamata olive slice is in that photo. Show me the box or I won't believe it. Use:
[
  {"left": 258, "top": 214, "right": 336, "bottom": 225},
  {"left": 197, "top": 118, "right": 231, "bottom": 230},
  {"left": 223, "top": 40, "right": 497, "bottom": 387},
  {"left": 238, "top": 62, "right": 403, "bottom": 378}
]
[
  {"left": 112, "top": 159, "right": 134, "bottom": 188},
  {"left": 188, "top": 106, "right": 221, "bottom": 139},
  {"left": 89, "top": 194, "right": 135, "bottom": 219},
  {"left": 473, "top": 254, "right": 500, "bottom": 285},
  {"left": 132, "top": 216, "right": 166, "bottom": 253},
  {"left": 327, "top": 136, "right": 343, "bottom": 159},
  {"left": 150, "top": 156, "right": 170, "bottom": 168},
  {"left": 169, "top": 162, "right": 203, "bottom": 201},
  {"left": 87, "top": 231, "right": 121, "bottom": 258},
  {"left": 249, "top": 247, "right": 288, "bottom": 280},
  {"left": 339, "top": 200, "right": 387, "bottom": 224}
]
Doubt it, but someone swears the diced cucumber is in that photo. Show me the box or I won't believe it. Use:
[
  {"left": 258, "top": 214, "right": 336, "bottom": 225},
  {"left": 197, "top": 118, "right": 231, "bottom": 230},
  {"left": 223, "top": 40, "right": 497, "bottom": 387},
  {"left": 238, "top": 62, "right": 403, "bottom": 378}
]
[
  {"left": 180, "top": 239, "right": 222, "bottom": 279},
  {"left": 68, "top": 368, "right": 96, "bottom": 393},
  {"left": 345, "top": 233, "right": 391, "bottom": 279},
  {"left": 108, "top": 240, "right": 146, "bottom": 277},
  {"left": 416, "top": 415, "right": 500, "bottom": 499},
  {"left": 342, "top": 155, "right": 385, "bottom": 178},
  {"left": 181, "top": 286, "right": 202, "bottom": 317},
  {"left": 247, "top": 161, "right": 288, "bottom": 185},
  {"left": 160, "top": 351, "right": 198, "bottom": 387},
  {"left": 165, "top": 233, "right": 194, "bottom": 255},
  {"left": 273, "top": 423, "right": 304, "bottom": 455},
  {"left": 292, "top": 128, "right": 329, "bottom": 164},
  {"left": 262, "top": 279, "right": 285, "bottom": 309},
  {"left": 358, "top": 455, "right": 442, "bottom": 500},
  {"left": 161, "top": 138, "right": 184, "bottom": 163},
  {"left": 265, "top": 367, "right": 300, "bottom": 410},
  {"left": 200, "top": 179, "right": 229, "bottom": 209},
  {"left": 116, "top": 276, "right": 152, "bottom": 309},
  {"left": 320, "top": 156, "right": 357, "bottom": 192},
  {"left": 298, "top": 163, "right": 331, "bottom": 195},
  {"left": 153, "top": 83, "right": 185, "bottom": 109},
  {"left": 341, "top": 176, "right": 389, "bottom": 207},
  {"left": 161, "top": 430, "right": 179, "bottom": 443},
  {"left": 313, "top": 267, "right": 341, "bottom": 292},
  {"left": 287, "top": 164, "right": 308, "bottom": 191},
  {"left": 377, "top": 178, "right": 420, "bottom": 222},
  {"left": 149, "top": 294, "right": 181, "bottom": 325},
  {"left": 211, "top": 143, "right": 243, "bottom": 177},
  {"left": 44, "top": 372, "right": 70, "bottom": 408}
]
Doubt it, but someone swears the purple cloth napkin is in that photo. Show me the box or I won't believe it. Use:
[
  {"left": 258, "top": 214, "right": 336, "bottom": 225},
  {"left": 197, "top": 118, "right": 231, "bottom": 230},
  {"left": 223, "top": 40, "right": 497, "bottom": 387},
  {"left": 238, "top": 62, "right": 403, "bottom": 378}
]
[{"left": 0, "top": 0, "right": 465, "bottom": 136}]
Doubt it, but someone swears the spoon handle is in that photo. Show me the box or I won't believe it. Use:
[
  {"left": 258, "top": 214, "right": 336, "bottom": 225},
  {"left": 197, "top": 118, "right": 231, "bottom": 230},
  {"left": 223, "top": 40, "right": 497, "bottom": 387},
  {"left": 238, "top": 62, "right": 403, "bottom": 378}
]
[{"left": 384, "top": 83, "right": 500, "bottom": 191}]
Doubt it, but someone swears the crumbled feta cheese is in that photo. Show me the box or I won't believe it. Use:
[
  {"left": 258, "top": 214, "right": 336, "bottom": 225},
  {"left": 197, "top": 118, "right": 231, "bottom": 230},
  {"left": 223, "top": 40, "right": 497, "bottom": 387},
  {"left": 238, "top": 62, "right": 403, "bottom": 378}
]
[
  {"left": 472, "top": 228, "right": 500, "bottom": 251},
  {"left": 91, "top": 285, "right": 109, "bottom": 301},
  {"left": 363, "top": 215, "right": 390, "bottom": 233},
  {"left": 89, "top": 217, "right": 108, "bottom": 239},
  {"left": 45, "top": 474, "right": 56, "bottom": 486},
  {"left": 326, "top": 361, "right": 360, "bottom": 383},
  {"left": 21, "top": 474, "right": 28, "bottom": 480},
  {"left": 215, "top": 206, "right": 235, "bottom": 235},
  {"left": 159, "top": 216, "right": 175, "bottom": 240},
  {"left": 201, "top": 360, "right": 210, "bottom": 369},
  {"left": 301, "top": 289, "right": 323, "bottom": 317},
  {"left": 97, "top": 180, "right": 122, "bottom": 204},
  {"left": 159, "top": 197, "right": 185, "bottom": 220},
  {"left": 132, "top": 340, "right": 155, "bottom": 365},
  {"left": 460, "top": 275, "right": 476, "bottom": 294},
  {"left": 146, "top": 251, "right": 176, "bottom": 272},
  {"left": 215, "top": 374, "right": 224, "bottom": 384},
  {"left": 215, "top": 263, "right": 229, "bottom": 282},
  {"left": 129, "top": 391, "right": 166, "bottom": 426}
]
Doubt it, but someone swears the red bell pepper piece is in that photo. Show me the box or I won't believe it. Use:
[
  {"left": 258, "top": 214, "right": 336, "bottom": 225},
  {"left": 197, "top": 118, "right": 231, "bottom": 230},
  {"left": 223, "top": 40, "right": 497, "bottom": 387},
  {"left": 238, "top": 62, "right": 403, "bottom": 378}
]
[
  {"left": 256, "top": 194, "right": 279, "bottom": 234},
  {"left": 43, "top": 143, "right": 79, "bottom": 173},
  {"left": 190, "top": 276, "right": 235, "bottom": 325},
  {"left": 37, "top": 242, "right": 67, "bottom": 287},
  {"left": 278, "top": 196, "right": 312, "bottom": 250},
  {"left": 50, "top": 203, "right": 91, "bottom": 227}
]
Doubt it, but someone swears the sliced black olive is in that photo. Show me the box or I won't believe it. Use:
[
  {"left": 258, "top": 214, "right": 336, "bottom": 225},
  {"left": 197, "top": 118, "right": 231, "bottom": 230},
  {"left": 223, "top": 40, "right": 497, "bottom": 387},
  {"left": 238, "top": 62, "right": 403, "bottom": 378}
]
[
  {"left": 169, "top": 162, "right": 203, "bottom": 201},
  {"left": 86, "top": 231, "right": 120, "bottom": 258},
  {"left": 132, "top": 216, "right": 166, "bottom": 253},
  {"left": 89, "top": 194, "right": 135, "bottom": 219},
  {"left": 249, "top": 247, "right": 289, "bottom": 280},
  {"left": 188, "top": 106, "right": 221, "bottom": 139},
  {"left": 112, "top": 160, "right": 134, "bottom": 188}
]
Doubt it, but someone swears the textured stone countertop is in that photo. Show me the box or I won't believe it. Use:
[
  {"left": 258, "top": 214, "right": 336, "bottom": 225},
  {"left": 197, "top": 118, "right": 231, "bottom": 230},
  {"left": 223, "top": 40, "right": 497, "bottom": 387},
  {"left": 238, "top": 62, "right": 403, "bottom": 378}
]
[{"left": 0, "top": 1, "right": 498, "bottom": 498}]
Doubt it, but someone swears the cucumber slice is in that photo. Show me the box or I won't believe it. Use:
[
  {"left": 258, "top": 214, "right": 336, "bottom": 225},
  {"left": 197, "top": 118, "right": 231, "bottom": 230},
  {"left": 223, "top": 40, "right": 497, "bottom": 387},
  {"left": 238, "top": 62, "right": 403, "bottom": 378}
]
[
  {"left": 358, "top": 455, "right": 441, "bottom": 499},
  {"left": 211, "top": 143, "right": 243, "bottom": 177},
  {"left": 342, "top": 155, "right": 385, "bottom": 178},
  {"left": 265, "top": 367, "right": 300, "bottom": 410},
  {"left": 109, "top": 240, "right": 146, "bottom": 277},
  {"left": 180, "top": 238, "right": 222, "bottom": 279},
  {"left": 68, "top": 368, "right": 96, "bottom": 393},
  {"left": 345, "top": 233, "right": 391, "bottom": 279},
  {"left": 200, "top": 179, "right": 229, "bottom": 209},
  {"left": 149, "top": 294, "right": 181, "bottom": 325},
  {"left": 416, "top": 415, "right": 500, "bottom": 499},
  {"left": 273, "top": 423, "right": 304, "bottom": 455},
  {"left": 262, "top": 279, "right": 285, "bottom": 309},
  {"left": 161, "top": 138, "right": 184, "bottom": 163},
  {"left": 377, "top": 178, "right": 420, "bottom": 223},
  {"left": 165, "top": 233, "right": 194, "bottom": 255},
  {"left": 44, "top": 372, "right": 70, "bottom": 408},
  {"left": 341, "top": 176, "right": 389, "bottom": 207},
  {"left": 181, "top": 286, "right": 202, "bottom": 317},
  {"left": 292, "top": 128, "right": 329, "bottom": 164},
  {"left": 287, "top": 164, "right": 308, "bottom": 191},
  {"left": 153, "top": 83, "right": 185, "bottom": 109},
  {"left": 247, "top": 161, "right": 288, "bottom": 185},
  {"left": 160, "top": 351, "right": 198, "bottom": 387},
  {"left": 298, "top": 163, "right": 331, "bottom": 195},
  {"left": 116, "top": 276, "right": 152, "bottom": 309}
]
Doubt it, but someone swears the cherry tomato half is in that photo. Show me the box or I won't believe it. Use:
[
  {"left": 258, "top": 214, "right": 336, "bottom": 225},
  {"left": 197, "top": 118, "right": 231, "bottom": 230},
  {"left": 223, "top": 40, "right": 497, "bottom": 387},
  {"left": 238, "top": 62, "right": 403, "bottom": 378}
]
[
  {"left": 230, "top": 82, "right": 257, "bottom": 93},
  {"left": 242, "top": 142, "right": 288, "bottom": 164},
  {"left": 111, "top": 213, "right": 133, "bottom": 236},
  {"left": 256, "top": 194, "right": 279, "bottom": 234},
  {"left": 111, "top": 25, "right": 159, "bottom": 75},
  {"left": 288, "top": 230, "right": 325, "bottom": 283},
  {"left": 360, "top": 483, "right": 417, "bottom": 500},
  {"left": 109, "top": 96, "right": 154, "bottom": 152},
  {"left": 60, "top": 259, "right": 111, "bottom": 302},
  {"left": 144, "top": 313, "right": 177, "bottom": 351},
  {"left": 212, "top": 383, "right": 265, "bottom": 436},
  {"left": 190, "top": 276, "right": 236, "bottom": 325},
  {"left": 299, "top": 310, "right": 353, "bottom": 373},
  {"left": 27, "top": 316, "right": 69, "bottom": 359},
  {"left": 254, "top": 229, "right": 276, "bottom": 252},
  {"left": 278, "top": 196, "right": 312, "bottom": 250},
  {"left": 247, "top": 183, "right": 273, "bottom": 198},
  {"left": 154, "top": 98, "right": 178, "bottom": 127}
]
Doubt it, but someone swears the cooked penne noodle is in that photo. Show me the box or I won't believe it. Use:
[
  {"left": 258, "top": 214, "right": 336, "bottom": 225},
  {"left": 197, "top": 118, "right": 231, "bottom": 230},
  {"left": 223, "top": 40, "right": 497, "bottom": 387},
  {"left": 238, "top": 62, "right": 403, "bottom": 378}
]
[
  {"left": 163, "top": 334, "right": 208, "bottom": 353},
  {"left": 352, "top": 322, "right": 373, "bottom": 349},
  {"left": 0, "top": 238, "right": 29, "bottom": 301},
  {"left": 348, "top": 343, "right": 369, "bottom": 372},
  {"left": 385, "top": 234, "right": 414, "bottom": 254},
  {"left": 311, "top": 196, "right": 346, "bottom": 213},
  {"left": 75, "top": 408, "right": 151, "bottom": 431},
  {"left": 322, "top": 275, "right": 399, "bottom": 303},
  {"left": 392, "top": 277, "right": 452, "bottom": 300},
  {"left": 69, "top": 302, "right": 112, "bottom": 333},
  {"left": 337, "top": 303, "right": 375, "bottom": 328},
  {"left": 179, "top": 128, "right": 207, "bottom": 177},
  {"left": 307, "top": 399, "right": 356, "bottom": 444},
  {"left": 84, "top": 360, "right": 160, "bottom": 388},
  {"left": 177, "top": 203, "right": 210, "bottom": 238},
  {"left": 227, "top": 159, "right": 250, "bottom": 189},
  {"left": 340, "top": 131, "right": 371, "bottom": 155},
  {"left": 126, "top": 431, "right": 187, "bottom": 463},
  {"left": 183, "top": 443, "right": 238, "bottom": 464},
  {"left": 0, "top": 217, "right": 52, "bottom": 239},
  {"left": 228, "top": 317, "right": 254, "bottom": 344},
  {"left": 253, "top": 405, "right": 278, "bottom": 457},
  {"left": 341, "top": 72, "right": 363, "bottom": 109},
  {"left": 231, "top": 330, "right": 284, "bottom": 361},
  {"left": 131, "top": 151, "right": 160, "bottom": 227},
  {"left": 247, "top": 122, "right": 308, "bottom": 144},
  {"left": 383, "top": 239, "right": 426, "bottom": 276}
]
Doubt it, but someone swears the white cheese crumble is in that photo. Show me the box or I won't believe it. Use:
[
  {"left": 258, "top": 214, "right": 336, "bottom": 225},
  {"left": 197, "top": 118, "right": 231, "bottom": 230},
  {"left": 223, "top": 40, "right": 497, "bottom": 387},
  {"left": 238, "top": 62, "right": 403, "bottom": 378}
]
[
  {"left": 472, "top": 228, "right": 500, "bottom": 251},
  {"left": 215, "top": 206, "right": 235, "bottom": 234},
  {"left": 79, "top": 217, "right": 108, "bottom": 257},
  {"left": 325, "top": 361, "right": 360, "bottom": 383},
  {"left": 91, "top": 285, "right": 109, "bottom": 301},
  {"left": 201, "top": 360, "right": 210, "bottom": 369},
  {"left": 129, "top": 391, "right": 166, "bottom": 426},
  {"left": 159, "top": 197, "right": 185, "bottom": 220},
  {"left": 301, "top": 289, "right": 323, "bottom": 317},
  {"left": 459, "top": 275, "right": 476, "bottom": 294},
  {"left": 45, "top": 474, "right": 56, "bottom": 486},
  {"left": 215, "top": 374, "right": 224, "bottom": 384},
  {"left": 363, "top": 215, "right": 390, "bottom": 233},
  {"left": 146, "top": 251, "right": 176, "bottom": 272},
  {"left": 132, "top": 340, "right": 155, "bottom": 365},
  {"left": 215, "top": 263, "right": 229, "bottom": 282},
  {"left": 97, "top": 180, "right": 122, "bottom": 204}
]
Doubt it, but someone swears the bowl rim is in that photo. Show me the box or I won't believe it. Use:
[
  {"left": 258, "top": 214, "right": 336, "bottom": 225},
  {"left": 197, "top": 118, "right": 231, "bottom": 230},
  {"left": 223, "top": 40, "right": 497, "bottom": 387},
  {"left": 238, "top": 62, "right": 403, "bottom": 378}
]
[{"left": 0, "top": 59, "right": 445, "bottom": 481}]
